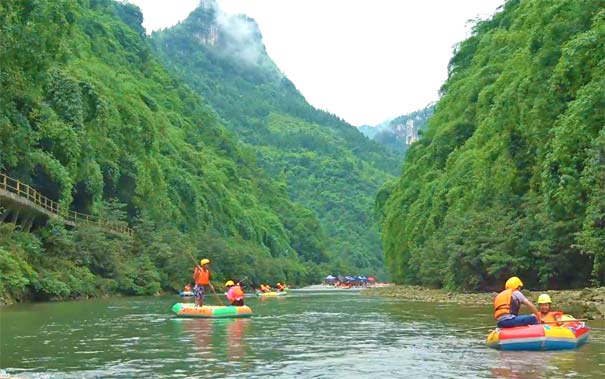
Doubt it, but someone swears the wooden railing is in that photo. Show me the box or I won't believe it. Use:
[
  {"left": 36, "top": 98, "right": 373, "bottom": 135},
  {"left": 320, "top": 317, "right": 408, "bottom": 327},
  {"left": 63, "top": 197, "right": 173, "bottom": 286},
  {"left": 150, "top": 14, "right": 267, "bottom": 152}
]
[{"left": 1, "top": 172, "right": 133, "bottom": 236}]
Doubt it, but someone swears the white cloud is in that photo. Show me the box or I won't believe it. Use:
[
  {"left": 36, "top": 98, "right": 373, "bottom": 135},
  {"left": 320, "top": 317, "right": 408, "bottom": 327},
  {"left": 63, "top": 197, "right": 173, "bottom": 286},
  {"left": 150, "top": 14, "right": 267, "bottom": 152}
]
[
  {"left": 125, "top": 0, "right": 200, "bottom": 32},
  {"left": 128, "top": 0, "right": 504, "bottom": 126},
  {"left": 214, "top": 8, "right": 266, "bottom": 67}
]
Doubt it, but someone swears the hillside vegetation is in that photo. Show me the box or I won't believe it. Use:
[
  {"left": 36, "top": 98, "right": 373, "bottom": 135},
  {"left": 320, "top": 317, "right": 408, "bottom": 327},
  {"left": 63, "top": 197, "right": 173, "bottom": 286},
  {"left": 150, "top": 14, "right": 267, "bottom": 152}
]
[
  {"left": 379, "top": 0, "right": 605, "bottom": 290},
  {"left": 151, "top": 4, "right": 400, "bottom": 275},
  {"left": 0, "top": 0, "right": 333, "bottom": 302}
]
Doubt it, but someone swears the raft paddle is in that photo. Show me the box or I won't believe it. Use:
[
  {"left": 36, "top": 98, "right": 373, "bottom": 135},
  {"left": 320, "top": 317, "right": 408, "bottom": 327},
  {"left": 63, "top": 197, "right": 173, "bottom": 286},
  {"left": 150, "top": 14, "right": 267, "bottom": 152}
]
[
  {"left": 454, "top": 318, "right": 590, "bottom": 333},
  {"left": 185, "top": 250, "right": 225, "bottom": 306},
  {"left": 208, "top": 282, "right": 225, "bottom": 305},
  {"left": 543, "top": 318, "right": 589, "bottom": 323}
]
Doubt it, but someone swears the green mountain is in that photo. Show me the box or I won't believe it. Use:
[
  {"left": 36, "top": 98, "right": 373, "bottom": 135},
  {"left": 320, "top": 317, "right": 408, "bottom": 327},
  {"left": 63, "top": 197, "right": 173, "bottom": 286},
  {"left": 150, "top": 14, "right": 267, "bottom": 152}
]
[
  {"left": 0, "top": 0, "right": 332, "bottom": 302},
  {"left": 359, "top": 105, "right": 435, "bottom": 154},
  {"left": 151, "top": 3, "right": 400, "bottom": 275},
  {"left": 379, "top": 0, "right": 605, "bottom": 290}
]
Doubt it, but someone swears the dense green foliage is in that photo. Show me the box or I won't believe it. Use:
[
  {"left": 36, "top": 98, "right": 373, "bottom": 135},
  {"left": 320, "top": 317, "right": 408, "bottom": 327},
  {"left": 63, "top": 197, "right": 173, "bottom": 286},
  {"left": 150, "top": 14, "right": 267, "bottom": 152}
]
[
  {"left": 151, "top": 5, "right": 400, "bottom": 275},
  {"left": 380, "top": 0, "right": 605, "bottom": 290},
  {"left": 0, "top": 0, "right": 333, "bottom": 302}
]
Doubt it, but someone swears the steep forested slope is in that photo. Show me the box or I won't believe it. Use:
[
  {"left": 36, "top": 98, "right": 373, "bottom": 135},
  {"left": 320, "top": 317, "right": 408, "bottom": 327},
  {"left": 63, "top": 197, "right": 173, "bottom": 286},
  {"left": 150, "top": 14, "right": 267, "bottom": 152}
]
[
  {"left": 151, "top": 4, "right": 400, "bottom": 274},
  {"left": 0, "top": 0, "right": 329, "bottom": 302},
  {"left": 379, "top": 0, "right": 605, "bottom": 290}
]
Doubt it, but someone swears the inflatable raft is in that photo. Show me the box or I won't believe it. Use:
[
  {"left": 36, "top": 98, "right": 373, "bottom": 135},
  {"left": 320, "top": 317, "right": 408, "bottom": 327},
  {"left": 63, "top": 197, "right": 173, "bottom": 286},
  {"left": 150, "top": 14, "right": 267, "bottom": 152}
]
[
  {"left": 256, "top": 291, "right": 287, "bottom": 297},
  {"left": 179, "top": 291, "right": 194, "bottom": 297},
  {"left": 486, "top": 320, "right": 589, "bottom": 351},
  {"left": 171, "top": 303, "right": 253, "bottom": 318}
]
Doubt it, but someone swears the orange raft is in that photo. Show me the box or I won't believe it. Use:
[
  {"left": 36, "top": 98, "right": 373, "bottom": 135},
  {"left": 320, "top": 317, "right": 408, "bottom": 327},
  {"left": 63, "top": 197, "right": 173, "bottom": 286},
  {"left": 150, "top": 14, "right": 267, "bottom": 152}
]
[{"left": 171, "top": 303, "right": 253, "bottom": 318}]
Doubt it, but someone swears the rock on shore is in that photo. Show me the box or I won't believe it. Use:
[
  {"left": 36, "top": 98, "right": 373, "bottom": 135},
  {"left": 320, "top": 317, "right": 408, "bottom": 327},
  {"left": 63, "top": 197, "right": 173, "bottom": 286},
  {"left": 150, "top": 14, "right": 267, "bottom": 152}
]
[{"left": 363, "top": 285, "right": 605, "bottom": 319}]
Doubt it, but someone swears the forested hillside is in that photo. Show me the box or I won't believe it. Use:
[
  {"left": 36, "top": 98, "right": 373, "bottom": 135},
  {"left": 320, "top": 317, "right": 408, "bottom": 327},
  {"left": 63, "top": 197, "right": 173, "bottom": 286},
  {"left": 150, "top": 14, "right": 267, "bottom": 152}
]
[
  {"left": 379, "top": 0, "right": 605, "bottom": 290},
  {"left": 151, "top": 3, "right": 400, "bottom": 274},
  {"left": 0, "top": 0, "right": 331, "bottom": 303}
]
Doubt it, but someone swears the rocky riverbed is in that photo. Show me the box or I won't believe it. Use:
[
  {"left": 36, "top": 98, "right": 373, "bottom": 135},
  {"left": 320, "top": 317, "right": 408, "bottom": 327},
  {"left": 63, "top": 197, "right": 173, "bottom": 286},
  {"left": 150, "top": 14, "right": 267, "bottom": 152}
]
[{"left": 363, "top": 285, "right": 605, "bottom": 319}]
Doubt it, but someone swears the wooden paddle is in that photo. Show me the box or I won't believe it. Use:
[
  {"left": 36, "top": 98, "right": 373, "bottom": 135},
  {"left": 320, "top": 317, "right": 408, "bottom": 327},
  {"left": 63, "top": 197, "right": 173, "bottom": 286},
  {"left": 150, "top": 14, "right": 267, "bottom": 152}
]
[
  {"left": 454, "top": 318, "right": 590, "bottom": 333},
  {"left": 542, "top": 318, "right": 589, "bottom": 323}
]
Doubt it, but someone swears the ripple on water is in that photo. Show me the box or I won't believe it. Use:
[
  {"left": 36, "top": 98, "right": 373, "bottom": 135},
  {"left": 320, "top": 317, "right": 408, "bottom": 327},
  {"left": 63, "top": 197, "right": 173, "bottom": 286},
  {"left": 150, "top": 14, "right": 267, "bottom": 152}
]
[{"left": 3, "top": 295, "right": 605, "bottom": 378}]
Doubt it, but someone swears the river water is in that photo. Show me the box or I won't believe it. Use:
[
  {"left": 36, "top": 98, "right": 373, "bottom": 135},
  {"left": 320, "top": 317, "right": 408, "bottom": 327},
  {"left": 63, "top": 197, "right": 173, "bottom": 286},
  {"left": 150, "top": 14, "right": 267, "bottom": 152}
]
[{"left": 1, "top": 288, "right": 604, "bottom": 378}]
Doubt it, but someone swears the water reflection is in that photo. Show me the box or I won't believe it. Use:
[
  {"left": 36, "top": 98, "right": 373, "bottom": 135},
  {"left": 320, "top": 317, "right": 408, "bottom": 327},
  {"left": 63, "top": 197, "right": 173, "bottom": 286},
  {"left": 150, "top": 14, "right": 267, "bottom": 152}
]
[
  {"left": 1, "top": 294, "right": 603, "bottom": 378},
  {"left": 259, "top": 295, "right": 286, "bottom": 302},
  {"left": 490, "top": 350, "right": 579, "bottom": 378},
  {"left": 226, "top": 319, "right": 249, "bottom": 361},
  {"left": 183, "top": 319, "right": 216, "bottom": 359},
  {"left": 178, "top": 317, "right": 251, "bottom": 367}
]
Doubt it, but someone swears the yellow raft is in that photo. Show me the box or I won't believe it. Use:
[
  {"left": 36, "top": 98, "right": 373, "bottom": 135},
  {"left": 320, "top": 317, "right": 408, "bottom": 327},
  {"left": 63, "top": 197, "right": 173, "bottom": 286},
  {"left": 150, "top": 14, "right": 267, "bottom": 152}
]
[{"left": 255, "top": 290, "right": 287, "bottom": 297}]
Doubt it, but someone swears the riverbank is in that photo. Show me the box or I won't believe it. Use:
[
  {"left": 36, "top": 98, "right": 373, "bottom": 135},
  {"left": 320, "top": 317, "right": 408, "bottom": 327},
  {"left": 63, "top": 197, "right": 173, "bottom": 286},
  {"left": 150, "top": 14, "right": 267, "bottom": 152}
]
[{"left": 362, "top": 285, "right": 605, "bottom": 319}]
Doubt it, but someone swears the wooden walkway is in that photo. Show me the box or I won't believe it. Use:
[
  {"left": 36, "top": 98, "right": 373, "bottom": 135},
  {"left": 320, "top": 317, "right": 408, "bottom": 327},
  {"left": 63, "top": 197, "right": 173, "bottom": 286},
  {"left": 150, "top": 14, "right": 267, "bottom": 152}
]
[{"left": 0, "top": 172, "right": 133, "bottom": 237}]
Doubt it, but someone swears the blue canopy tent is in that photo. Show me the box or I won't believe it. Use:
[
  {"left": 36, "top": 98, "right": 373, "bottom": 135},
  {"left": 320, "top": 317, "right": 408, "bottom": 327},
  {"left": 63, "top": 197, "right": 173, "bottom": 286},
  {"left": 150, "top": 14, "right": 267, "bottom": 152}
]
[{"left": 324, "top": 275, "right": 337, "bottom": 284}]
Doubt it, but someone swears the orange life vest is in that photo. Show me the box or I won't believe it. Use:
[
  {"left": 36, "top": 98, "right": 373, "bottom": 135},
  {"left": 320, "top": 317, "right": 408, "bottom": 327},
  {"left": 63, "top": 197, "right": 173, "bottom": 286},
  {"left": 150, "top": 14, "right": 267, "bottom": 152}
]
[
  {"left": 493, "top": 289, "right": 514, "bottom": 320},
  {"left": 541, "top": 311, "right": 563, "bottom": 324},
  {"left": 194, "top": 267, "right": 210, "bottom": 285}
]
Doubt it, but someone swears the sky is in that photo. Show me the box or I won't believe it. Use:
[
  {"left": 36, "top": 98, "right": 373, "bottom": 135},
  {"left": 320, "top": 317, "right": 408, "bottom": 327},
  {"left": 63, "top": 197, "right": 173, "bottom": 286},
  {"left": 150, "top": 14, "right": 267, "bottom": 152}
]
[{"left": 128, "top": 0, "right": 505, "bottom": 126}]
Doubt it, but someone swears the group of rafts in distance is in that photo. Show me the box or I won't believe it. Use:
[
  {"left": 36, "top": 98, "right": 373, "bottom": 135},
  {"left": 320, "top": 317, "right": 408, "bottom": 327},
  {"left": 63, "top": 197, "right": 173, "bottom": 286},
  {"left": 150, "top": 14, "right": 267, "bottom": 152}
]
[
  {"left": 172, "top": 258, "right": 288, "bottom": 319},
  {"left": 172, "top": 259, "right": 591, "bottom": 351}
]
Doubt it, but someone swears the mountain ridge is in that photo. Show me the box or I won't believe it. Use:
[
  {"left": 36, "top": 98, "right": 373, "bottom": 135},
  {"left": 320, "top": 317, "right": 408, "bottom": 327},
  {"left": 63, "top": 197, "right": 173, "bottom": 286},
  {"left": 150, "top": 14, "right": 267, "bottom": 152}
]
[
  {"left": 151, "top": 3, "right": 401, "bottom": 275},
  {"left": 358, "top": 105, "right": 435, "bottom": 154},
  {"left": 0, "top": 0, "right": 335, "bottom": 302}
]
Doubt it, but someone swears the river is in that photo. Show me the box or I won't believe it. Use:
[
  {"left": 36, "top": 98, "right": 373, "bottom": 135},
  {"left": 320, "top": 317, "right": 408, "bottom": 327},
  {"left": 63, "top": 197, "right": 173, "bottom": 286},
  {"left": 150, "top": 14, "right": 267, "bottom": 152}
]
[{"left": 1, "top": 288, "right": 604, "bottom": 378}]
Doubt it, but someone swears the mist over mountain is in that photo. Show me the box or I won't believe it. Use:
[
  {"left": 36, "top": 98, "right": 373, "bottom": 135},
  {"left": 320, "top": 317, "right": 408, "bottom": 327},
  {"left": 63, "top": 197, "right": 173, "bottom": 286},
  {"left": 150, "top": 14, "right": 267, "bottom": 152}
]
[
  {"left": 0, "top": 0, "right": 339, "bottom": 302},
  {"left": 151, "top": 2, "right": 401, "bottom": 275}
]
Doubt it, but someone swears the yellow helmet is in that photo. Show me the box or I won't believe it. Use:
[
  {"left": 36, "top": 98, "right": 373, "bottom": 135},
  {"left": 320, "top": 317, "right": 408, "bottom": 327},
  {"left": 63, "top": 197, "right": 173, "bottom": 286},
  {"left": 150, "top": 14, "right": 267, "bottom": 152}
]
[
  {"left": 505, "top": 276, "right": 523, "bottom": 290},
  {"left": 537, "top": 294, "right": 552, "bottom": 304},
  {"left": 200, "top": 258, "right": 210, "bottom": 265},
  {"left": 277, "top": 282, "right": 281, "bottom": 286},
  {"left": 225, "top": 280, "right": 235, "bottom": 287}
]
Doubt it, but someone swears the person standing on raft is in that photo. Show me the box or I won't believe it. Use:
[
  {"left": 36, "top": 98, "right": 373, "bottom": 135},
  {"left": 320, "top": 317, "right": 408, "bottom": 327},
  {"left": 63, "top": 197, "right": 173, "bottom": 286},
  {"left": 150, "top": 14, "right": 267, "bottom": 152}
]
[
  {"left": 494, "top": 276, "right": 541, "bottom": 328},
  {"left": 225, "top": 280, "right": 245, "bottom": 306},
  {"left": 537, "top": 294, "right": 563, "bottom": 325},
  {"left": 193, "top": 258, "right": 213, "bottom": 307}
]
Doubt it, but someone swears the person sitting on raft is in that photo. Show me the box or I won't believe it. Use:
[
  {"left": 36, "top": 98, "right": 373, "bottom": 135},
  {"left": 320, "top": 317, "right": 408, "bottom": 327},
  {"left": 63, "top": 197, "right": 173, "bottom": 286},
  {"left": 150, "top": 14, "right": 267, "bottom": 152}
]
[
  {"left": 537, "top": 294, "right": 563, "bottom": 325},
  {"left": 193, "top": 258, "right": 213, "bottom": 307},
  {"left": 225, "top": 280, "right": 245, "bottom": 306},
  {"left": 276, "top": 282, "right": 285, "bottom": 292},
  {"left": 259, "top": 284, "right": 270, "bottom": 292},
  {"left": 494, "top": 276, "right": 541, "bottom": 328}
]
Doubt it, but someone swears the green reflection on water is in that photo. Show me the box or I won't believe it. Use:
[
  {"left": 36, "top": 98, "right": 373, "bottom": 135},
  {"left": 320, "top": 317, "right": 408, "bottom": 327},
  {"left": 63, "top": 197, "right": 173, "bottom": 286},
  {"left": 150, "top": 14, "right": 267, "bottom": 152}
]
[{"left": 1, "top": 291, "right": 603, "bottom": 378}]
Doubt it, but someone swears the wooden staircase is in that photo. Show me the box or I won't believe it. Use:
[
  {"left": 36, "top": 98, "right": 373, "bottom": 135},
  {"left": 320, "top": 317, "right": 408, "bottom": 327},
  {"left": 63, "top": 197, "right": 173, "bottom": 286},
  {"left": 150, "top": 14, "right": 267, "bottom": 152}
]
[{"left": 0, "top": 172, "right": 133, "bottom": 237}]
